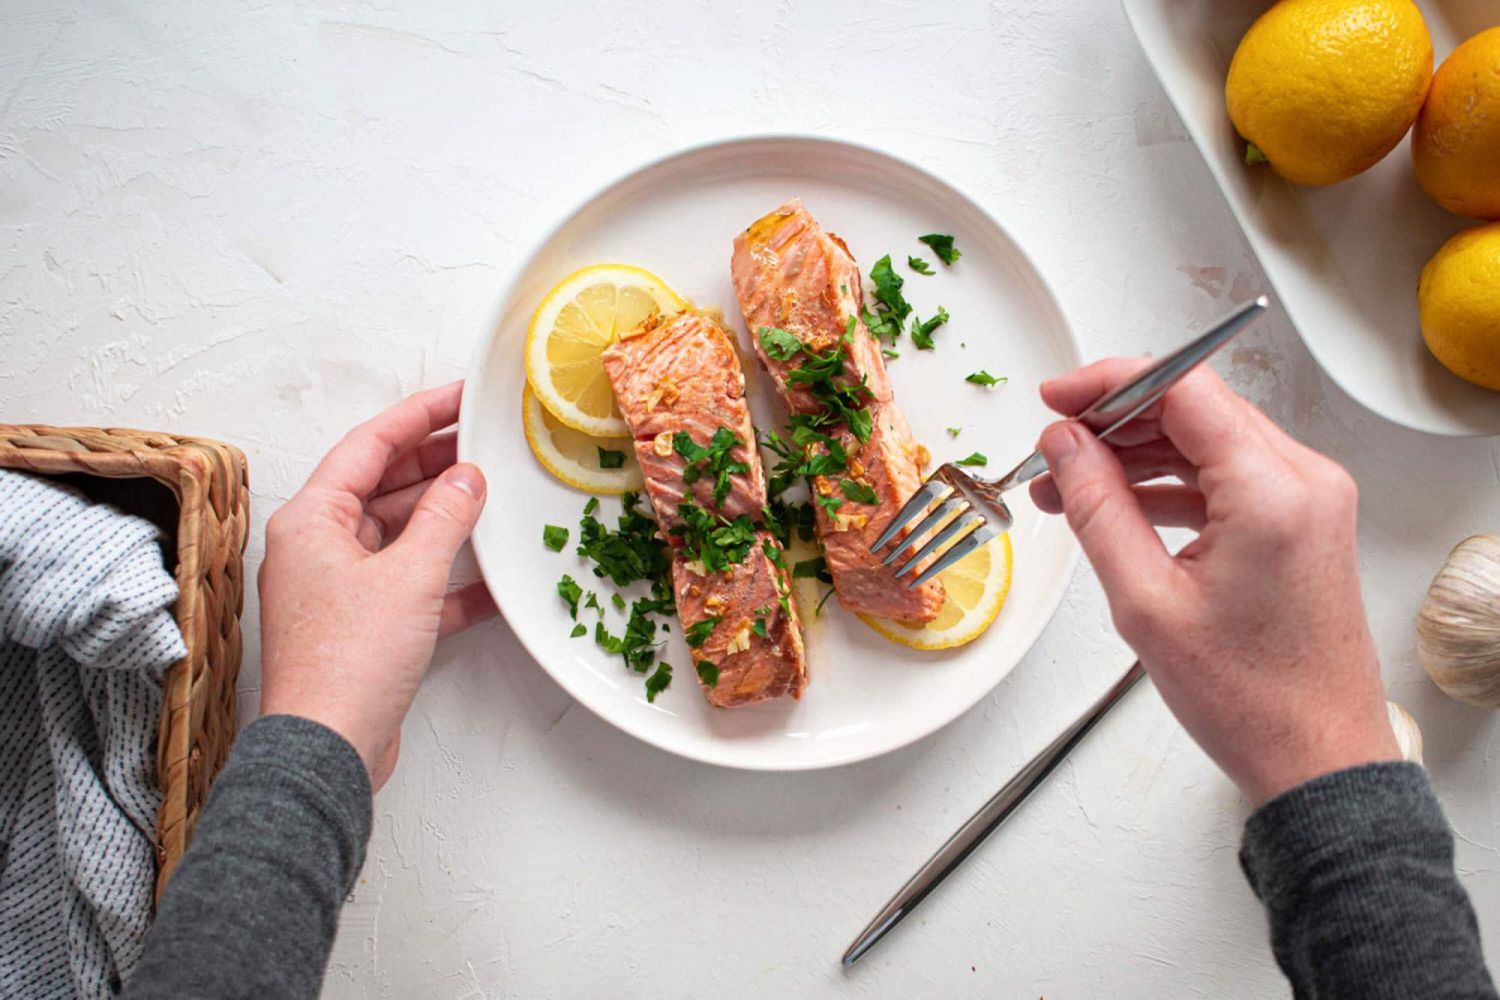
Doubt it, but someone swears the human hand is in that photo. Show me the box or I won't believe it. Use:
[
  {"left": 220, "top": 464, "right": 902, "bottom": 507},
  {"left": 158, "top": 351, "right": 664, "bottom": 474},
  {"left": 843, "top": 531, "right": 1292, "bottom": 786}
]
[
  {"left": 258, "top": 381, "right": 497, "bottom": 790},
  {"left": 1029, "top": 360, "right": 1399, "bottom": 805}
]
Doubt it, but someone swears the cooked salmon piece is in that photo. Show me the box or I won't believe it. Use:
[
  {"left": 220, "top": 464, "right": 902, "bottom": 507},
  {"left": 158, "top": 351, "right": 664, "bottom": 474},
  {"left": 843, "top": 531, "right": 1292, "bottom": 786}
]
[
  {"left": 730, "top": 198, "right": 891, "bottom": 415},
  {"left": 602, "top": 309, "right": 808, "bottom": 707},
  {"left": 672, "top": 536, "right": 806, "bottom": 707},
  {"left": 808, "top": 404, "right": 944, "bottom": 623},
  {"left": 601, "top": 310, "right": 766, "bottom": 531},
  {"left": 731, "top": 199, "right": 944, "bottom": 625}
]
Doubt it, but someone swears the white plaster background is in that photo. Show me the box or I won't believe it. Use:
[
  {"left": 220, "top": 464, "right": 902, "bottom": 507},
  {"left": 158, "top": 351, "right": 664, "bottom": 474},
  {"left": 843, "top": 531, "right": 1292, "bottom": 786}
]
[{"left": 2, "top": 1, "right": 1497, "bottom": 997}]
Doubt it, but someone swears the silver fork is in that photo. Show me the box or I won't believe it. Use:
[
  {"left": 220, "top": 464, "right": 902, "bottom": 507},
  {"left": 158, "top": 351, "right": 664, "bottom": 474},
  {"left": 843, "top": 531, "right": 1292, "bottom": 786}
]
[{"left": 871, "top": 296, "right": 1270, "bottom": 588}]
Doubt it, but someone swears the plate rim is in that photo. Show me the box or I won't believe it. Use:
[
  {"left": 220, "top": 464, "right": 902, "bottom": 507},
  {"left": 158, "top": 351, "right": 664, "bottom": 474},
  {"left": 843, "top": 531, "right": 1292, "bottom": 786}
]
[
  {"left": 1120, "top": 0, "right": 1500, "bottom": 439},
  {"left": 458, "top": 132, "right": 1083, "bottom": 771}
]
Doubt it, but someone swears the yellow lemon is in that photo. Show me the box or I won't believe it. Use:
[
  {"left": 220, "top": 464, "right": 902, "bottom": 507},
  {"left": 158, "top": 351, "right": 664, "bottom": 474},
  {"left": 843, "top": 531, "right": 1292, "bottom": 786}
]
[
  {"left": 1413, "top": 27, "right": 1500, "bottom": 220},
  {"left": 524, "top": 264, "right": 686, "bottom": 437},
  {"left": 858, "top": 534, "right": 1013, "bottom": 650},
  {"left": 1226, "top": 0, "right": 1433, "bottom": 186},
  {"left": 1418, "top": 222, "right": 1500, "bottom": 391},
  {"left": 521, "top": 383, "right": 643, "bottom": 494}
]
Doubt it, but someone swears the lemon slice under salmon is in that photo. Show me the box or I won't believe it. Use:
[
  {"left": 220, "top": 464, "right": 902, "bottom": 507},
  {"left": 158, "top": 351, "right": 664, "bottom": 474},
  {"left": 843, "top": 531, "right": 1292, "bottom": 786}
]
[
  {"left": 524, "top": 263, "right": 687, "bottom": 437},
  {"left": 858, "top": 534, "right": 1013, "bottom": 650},
  {"left": 521, "top": 383, "right": 643, "bottom": 494}
]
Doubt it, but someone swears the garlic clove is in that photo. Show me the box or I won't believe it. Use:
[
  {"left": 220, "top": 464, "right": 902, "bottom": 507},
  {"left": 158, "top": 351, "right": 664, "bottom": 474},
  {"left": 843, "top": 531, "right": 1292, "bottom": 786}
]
[
  {"left": 1416, "top": 534, "right": 1500, "bottom": 709},
  {"left": 1386, "top": 700, "right": 1424, "bottom": 765}
]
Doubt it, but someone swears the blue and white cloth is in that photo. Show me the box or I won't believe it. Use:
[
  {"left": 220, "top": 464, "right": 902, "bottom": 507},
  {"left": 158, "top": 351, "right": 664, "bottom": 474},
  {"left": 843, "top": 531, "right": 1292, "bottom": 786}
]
[{"left": 0, "top": 470, "right": 186, "bottom": 999}]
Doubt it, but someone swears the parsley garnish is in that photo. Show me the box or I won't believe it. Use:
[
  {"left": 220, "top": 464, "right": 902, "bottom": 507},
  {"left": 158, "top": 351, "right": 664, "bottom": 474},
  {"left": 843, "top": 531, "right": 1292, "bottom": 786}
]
[
  {"left": 918, "top": 233, "right": 961, "bottom": 265},
  {"left": 695, "top": 660, "right": 720, "bottom": 688},
  {"left": 570, "top": 623, "right": 586, "bottom": 638},
  {"left": 576, "top": 492, "right": 671, "bottom": 588},
  {"left": 597, "top": 447, "right": 625, "bottom": 469},
  {"left": 758, "top": 326, "right": 804, "bottom": 361},
  {"left": 864, "top": 255, "right": 912, "bottom": 342},
  {"left": 966, "top": 370, "right": 1005, "bottom": 387},
  {"left": 882, "top": 348, "right": 900, "bottom": 360},
  {"left": 908, "top": 256, "right": 935, "bottom": 275},
  {"left": 947, "top": 427, "right": 961, "bottom": 438},
  {"left": 815, "top": 493, "right": 844, "bottom": 518},
  {"left": 673, "top": 503, "right": 757, "bottom": 574},
  {"left": 684, "top": 615, "right": 721, "bottom": 647},
  {"left": 752, "top": 618, "right": 768, "bottom": 638},
  {"left": 675, "top": 428, "right": 749, "bottom": 508},
  {"left": 793, "top": 556, "right": 832, "bottom": 583},
  {"left": 583, "top": 497, "right": 599, "bottom": 516},
  {"left": 910, "top": 306, "right": 949, "bottom": 351},
  {"left": 957, "top": 452, "right": 988, "bottom": 467},
  {"left": 840, "top": 478, "right": 877, "bottom": 504},
  {"left": 644, "top": 663, "right": 672, "bottom": 702},
  {"left": 611, "top": 593, "right": 626, "bottom": 611},
  {"left": 543, "top": 525, "right": 568, "bottom": 551},
  {"left": 584, "top": 592, "right": 603, "bottom": 618},
  {"left": 557, "top": 575, "right": 582, "bottom": 619}
]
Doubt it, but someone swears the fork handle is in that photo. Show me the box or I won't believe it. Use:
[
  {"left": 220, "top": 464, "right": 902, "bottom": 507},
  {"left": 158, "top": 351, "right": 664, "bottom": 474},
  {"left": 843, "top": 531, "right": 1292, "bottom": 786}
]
[{"left": 993, "top": 295, "right": 1268, "bottom": 492}]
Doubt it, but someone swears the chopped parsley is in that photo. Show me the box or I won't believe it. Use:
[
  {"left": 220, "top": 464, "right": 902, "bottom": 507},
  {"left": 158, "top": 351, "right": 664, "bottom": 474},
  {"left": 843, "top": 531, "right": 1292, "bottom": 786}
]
[
  {"left": 611, "top": 593, "right": 626, "bottom": 611},
  {"left": 569, "top": 623, "right": 586, "bottom": 638},
  {"left": 583, "top": 497, "right": 599, "bottom": 516},
  {"left": 882, "top": 348, "right": 900, "bottom": 360},
  {"left": 840, "top": 478, "right": 877, "bottom": 504},
  {"left": 675, "top": 427, "right": 749, "bottom": 508},
  {"left": 815, "top": 493, "right": 844, "bottom": 518},
  {"left": 957, "top": 452, "right": 988, "bottom": 467},
  {"left": 673, "top": 503, "right": 757, "bottom": 574},
  {"left": 695, "top": 660, "right": 720, "bottom": 688},
  {"left": 597, "top": 447, "right": 625, "bottom": 470},
  {"left": 644, "top": 663, "right": 672, "bottom": 702},
  {"left": 908, "top": 256, "right": 935, "bottom": 275},
  {"left": 947, "top": 427, "right": 962, "bottom": 438},
  {"left": 752, "top": 618, "right": 768, "bottom": 638},
  {"left": 793, "top": 556, "right": 832, "bottom": 583},
  {"left": 966, "top": 370, "right": 1005, "bottom": 387},
  {"left": 684, "top": 615, "right": 721, "bottom": 648},
  {"left": 557, "top": 575, "right": 582, "bottom": 619},
  {"left": 864, "top": 255, "right": 913, "bottom": 342},
  {"left": 583, "top": 591, "right": 603, "bottom": 618},
  {"left": 816, "top": 587, "right": 837, "bottom": 616},
  {"left": 542, "top": 524, "right": 569, "bottom": 551},
  {"left": 576, "top": 492, "right": 671, "bottom": 588},
  {"left": 758, "top": 326, "right": 804, "bottom": 361},
  {"left": 910, "top": 306, "right": 949, "bottom": 351},
  {"left": 918, "top": 233, "right": 961, "bottom": 266}
]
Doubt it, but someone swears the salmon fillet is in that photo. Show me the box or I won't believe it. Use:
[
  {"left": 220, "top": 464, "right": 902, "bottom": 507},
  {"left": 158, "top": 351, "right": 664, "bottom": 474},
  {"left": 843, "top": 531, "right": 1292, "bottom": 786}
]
[
  {"left": 602, "top": 310, "right": 807, "bottom": 707},
  {"left": 731, "top": 199, "right": 945, "bottom": 625}
]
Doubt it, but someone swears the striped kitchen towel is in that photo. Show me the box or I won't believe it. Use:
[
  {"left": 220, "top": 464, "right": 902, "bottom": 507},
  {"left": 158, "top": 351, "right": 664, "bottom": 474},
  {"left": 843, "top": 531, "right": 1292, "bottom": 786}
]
[{"left": 0, "top": 469, "right": 186, "bottom": 1000}]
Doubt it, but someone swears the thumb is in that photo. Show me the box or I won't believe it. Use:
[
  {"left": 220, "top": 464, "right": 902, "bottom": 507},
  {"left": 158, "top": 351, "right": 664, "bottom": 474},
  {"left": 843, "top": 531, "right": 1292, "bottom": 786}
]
[
  {"left": 393, "top": 462, "right": 486, "bottom": 568},
  {"left": 1038, "top": 421, "right": 1174, "bottom": 601}
]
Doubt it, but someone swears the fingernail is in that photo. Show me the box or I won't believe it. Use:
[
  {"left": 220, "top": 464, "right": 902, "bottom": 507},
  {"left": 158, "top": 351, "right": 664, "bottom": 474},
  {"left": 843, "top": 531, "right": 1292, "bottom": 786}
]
[
  {"left": 1039, "top": 422, "right": 1080, "bottom": 468},
  {"left": 448, "top": 463, "right": 484, "bottom": 499}
]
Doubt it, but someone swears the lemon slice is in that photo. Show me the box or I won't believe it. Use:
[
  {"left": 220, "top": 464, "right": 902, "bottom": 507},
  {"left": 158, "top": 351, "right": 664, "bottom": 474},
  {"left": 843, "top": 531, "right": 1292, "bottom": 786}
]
[
  {"left": 858, "top": 534, "right": 1013, "bottom": 650},
  {"left": 522, "top": 384, "right": 643, "bottom": 495},
  {"left": 525, "top": 263, "right": 687, "bottom": 436}
]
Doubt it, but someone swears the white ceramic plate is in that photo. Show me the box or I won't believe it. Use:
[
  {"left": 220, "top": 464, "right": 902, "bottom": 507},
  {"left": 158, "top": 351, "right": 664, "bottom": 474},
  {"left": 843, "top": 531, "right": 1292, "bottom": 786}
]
[
  {"left": 460, "top": 136, "right": 1080, "bottom": 770},
  {"left": 1123, "top": 0, "right": 1500, "bottom": 437}
]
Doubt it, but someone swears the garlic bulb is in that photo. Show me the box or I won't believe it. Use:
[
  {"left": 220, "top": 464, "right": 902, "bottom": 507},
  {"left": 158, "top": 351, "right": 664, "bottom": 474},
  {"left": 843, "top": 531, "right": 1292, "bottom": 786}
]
[
  {"left": 1386, "top": 701, "right": 1424, "bottom": 764},
  {"left": 1417, "top": 534, "right": 1500, "bottom": 708}
]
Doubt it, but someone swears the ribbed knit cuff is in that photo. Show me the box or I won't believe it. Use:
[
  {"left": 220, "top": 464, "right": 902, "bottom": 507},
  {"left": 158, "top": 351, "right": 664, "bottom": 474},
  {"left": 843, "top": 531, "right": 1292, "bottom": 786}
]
[
  {"left": 1240, "top": 761, "right": 1443, "bottom": 902},
  {"left": 226, "top": 714, "right": 374, "bottom": 887}
]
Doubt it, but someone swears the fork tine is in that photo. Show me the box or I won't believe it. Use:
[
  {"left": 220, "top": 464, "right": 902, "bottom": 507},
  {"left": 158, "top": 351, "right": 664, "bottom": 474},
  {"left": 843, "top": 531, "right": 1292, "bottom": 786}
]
[
  {"left": 880, "top": 498, "right": 966, "bottom": 567},
  {"left": 904, "top": 522, "right": 1000, "bottom": 590},
  {"left": 893, "top": 509, "right": 982, "bottom": 579},
  {"left": 871, "top": 479, "right": 950, "bottom": 552}
]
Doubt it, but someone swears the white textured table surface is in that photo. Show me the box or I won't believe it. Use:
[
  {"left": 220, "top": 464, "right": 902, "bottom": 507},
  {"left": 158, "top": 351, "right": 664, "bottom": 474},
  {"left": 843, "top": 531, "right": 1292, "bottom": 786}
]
[{"left": 3, "top": 2, "right": 1497, "bottom": 996}]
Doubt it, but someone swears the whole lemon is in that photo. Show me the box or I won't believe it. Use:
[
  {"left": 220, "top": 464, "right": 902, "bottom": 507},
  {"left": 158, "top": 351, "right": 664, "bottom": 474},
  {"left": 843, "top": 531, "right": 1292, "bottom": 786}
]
[
  {"left": 1226, "top": 0, "right": 1433, "bottom": 186},
  {"left": 1418, "top": 222, "right": 1500, "bottom": 390},
  {"left": 1413, "top": 27, "right": 1500, "bottom": 220}
]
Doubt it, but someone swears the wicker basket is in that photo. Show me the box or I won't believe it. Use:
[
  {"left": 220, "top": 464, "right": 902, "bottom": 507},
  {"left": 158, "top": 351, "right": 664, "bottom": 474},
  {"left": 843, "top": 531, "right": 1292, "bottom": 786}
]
[{"left": 0, "top": 424, "right": 248, "bottom": 902}]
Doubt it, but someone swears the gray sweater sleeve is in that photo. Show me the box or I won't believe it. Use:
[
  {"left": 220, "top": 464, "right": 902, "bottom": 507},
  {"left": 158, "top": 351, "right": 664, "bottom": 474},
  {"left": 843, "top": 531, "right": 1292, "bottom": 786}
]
[
  {"left": 1241, "top": 761, "right": 1496, "bottom": 999},
  {"left": 124, "top": 714, "right": 372, "bottom": 1000}
]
